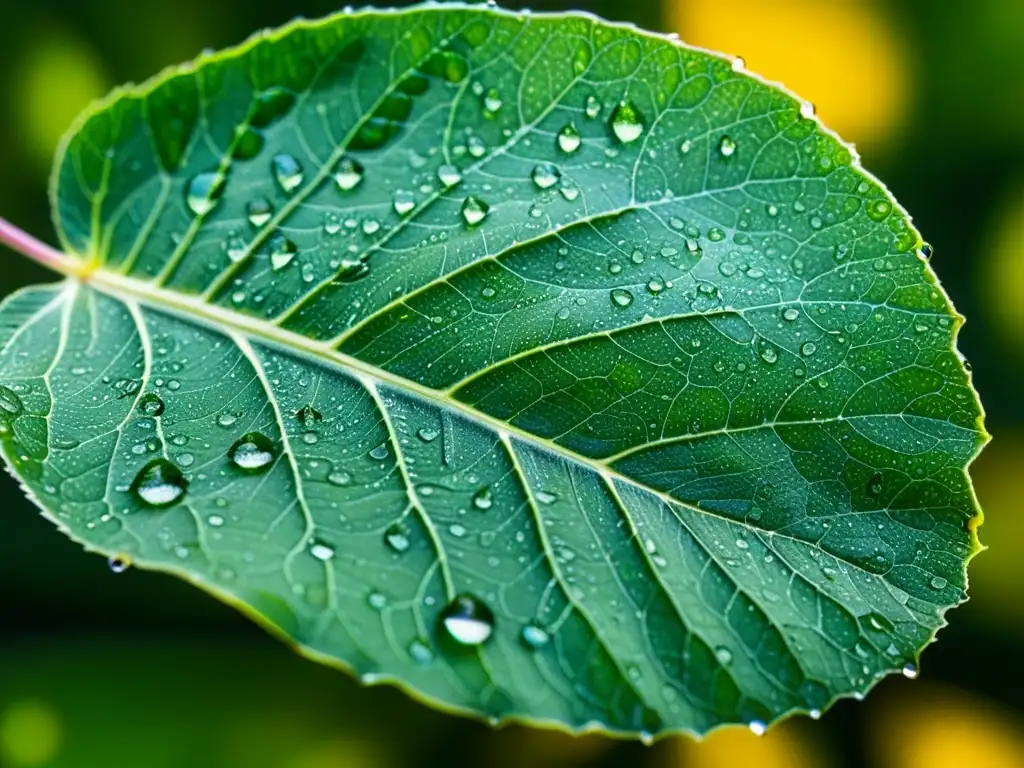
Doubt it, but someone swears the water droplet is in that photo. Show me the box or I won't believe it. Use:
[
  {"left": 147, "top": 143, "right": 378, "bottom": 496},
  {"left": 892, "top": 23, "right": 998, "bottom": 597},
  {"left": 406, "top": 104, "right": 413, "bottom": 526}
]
[
  {"left": 930, "top": 575, "right": 948, "bottom": 590},
  {"left": 531, "top": 163, "right": 559, "bottom": 189},
  {"left": 309, "top": 540, "right": 335, "bottom": 561},
  {"left": 467, "top": 135, "right": 486, "bottom": 158},
  {"left": 584, "top": 95, "right": 602, "bottom": 119},
  {"left": 225, "top": 236, "right": 248, "bottom": 263},
  {"left": 867, "top": 199, "right": 892, "bottom": 222},
  {"left": 748, "top": 721, "right": 766, "bottom": 736},
  {"left": 295, "top": 404, "right": 322, "bottom": 428},
  {"left": 610, "top": 288, "right": 634, "bottom": 308},
  {"left": 867, "top": 471, "right": 884, "bottom": 496},
  {"left": 228, "top": 432, "right": 277, "bottom": 473},
  {"left": 919, "top": 242, "right": 933, "bottom": 261},
  {"left": 327, "top": 470, "right": 351, "bottom": 486},
  {"left": 535, "top": 490, "right": 557, "bottom": 505},
  {"left": 368, "top": 592, "right": 388, "bottom": 610},
  {"left": 609, "top": 100, "right": 645, "bottom": 143},
  {"left": 483, "top": 87, "right": 502, "bottom": 113},
  {"left": 185, "top": 171, "right": 226, "bottom": 216},
  {"left": 216, "top": 413, "right": 238, "bottom": 428},
  {"left": 393, "top": 189, "right": 416, "bottom": 216},
  {"left": 801, "top": 342, "right": 817, "bottom": 356},
  {"left": 130, "top": 458, "right": 188, "bottom": 508},
  {"left": 369, "top": 443, "right": 389, "bottom": 460},
  {"left": 760, "top": 345, "right": 778, "bottom": 364},
  {"left": 679, "top": 139, "right": 692, "bottom": 154},
  {"left": 472, "top": 486, "right": 493, "bottom": 510},
  {"left": 718, "top": 136, "right": 737, "bottom": 157},
  {"left": 440, "top": 594, "right": 495, "bottom": 646},
  {"left": 461, "top": 196, "right": 489, "bottom": 226},
  {"left": 409, "top": 638, "right": 433, "bottom": 664},
  {"left": 521, "top": 624, "right": 550, "bottom": 649},
  {"left": 272, "top": 154, "right": 304, "bottom": 193},
  {"left": 557, "top": 123, "right": 581, "bottom": 154},
  {"left": 138, "top": 393, "right": 165, "bottom": 417},
  {"left": 715, "top": 646, "right": 733, "bottom": 665},
  {"left": 268, "top": 233, "right": 297, "bottom": 271},
  {"left": 246, "top": 198, "right": 274, "bottom": 227},
  {"left": 783, "top": 308, "right": 800, "bottom": 322},
  {"left": 107, "top": 554, "right": 131, "bottom": 574},
  {"left": 646, "top": 278, "right": 664, "bottom": 295},
  {"left": 384, "top": 523, "right": 410, "bottom": 553},
  {"left": 208, "top": 514, "right": 225, "bottom": 527},
  {"left": 333, "top": 157, "right": 364, "bottom": 191},
  {"left": 437, "top": 164, "right": 462, "bottom": 187},
  {"left": 902, "top": 662, "right": 918, "bottom": 679},
  {"left": 417, "top": 427, "right": 439, "bottom": 443}
]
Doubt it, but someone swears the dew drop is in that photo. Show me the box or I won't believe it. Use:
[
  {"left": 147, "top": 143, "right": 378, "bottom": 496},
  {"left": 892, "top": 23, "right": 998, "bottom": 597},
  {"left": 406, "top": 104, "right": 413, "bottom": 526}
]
[
  {"left": 531, "top": 163, "right": 560, "bottom": 189},
  {"left": 760, "top": 345, "right": 778, "bottom": 364},
  {"left": 610, "top": 288, "right": 634, "bottom": 308},
  {"left": 801, "top": 342, "right": 817, "bottom": 356},
  {"left": 748, "top": 721, "right": 766, "bottom": 736},
  {"left": 130, "top": 458, "right": 188, "bottom": 508},
  {"left": 185, "top": 171, "right": 226, "bottom": 216},
  {"left": 584, "top": 95, "right": 601, "bottom": 119},
  {"left": 309, "top": 540, "right": 335, "bottom": 561},
  {"left": 333, "top": 157, "right": 364, "bottom": 191},
  {"left": 369, "top": 443, "right": 389, "bottom": 460},
  {"left": 384, "top": 523, "right": 410, "bottom": 553},
  {"left": 483, "top": 87, "right": 503, "bottom": 113},
  {"left": 246, "top": 198, "right": 274, "bottom": 227},
  {"left": 535, "top": 490, "right": 557, "bottom": 505},
  {"left": 902, "top": 662, "right": 918, "bottom": 679},
  {"left": 368, "top": 592, "right": 388, "bottom": 610},
  {"left": 557, "top": 123, "right": 582, "bottom": 154},
  {"left": 417, "top": 427, "right": 439, "bottom": 443},
  {"left": 783, "top": 308, "right": 800, "bottom": 322},
  {"left": 228, "top": 432, "right": 277, "bottom": 474},
  {"left": 138, "top": 393, "right": 165, "bottom": 417},
  {"left": 867, "top": 199, "right": 892, "bottom": 222},
  {"left": 409, "top": 639, "right": 433, "bottom": 664},
  {"left": 472, "top": 486, "right": 493, "bottom": 510},
  {"left": 714, "top": 646, "right": 733, "bottom": 665},
  {"left": 327, "top": 471, "right": 351, "bottom": 487},
  {"left": 272, "top": 154, "right": 304, "bottom": 193},
  {"left": 460, "top": 196, "right": 489, "bottom": 226},
  {"left": 295, "top": 404, "right": 322, "bottom": 428},
  {"left": 437, "top": 163, "right": 462, "bottom": 187},
  {"left": 520, "top": 624, "right": 550, "bottom": 649},
  {"left": 609, "top": 100, "right": 645, "bottom": 143},
  {"left": 0, "top": 386, "right": 24, "bottom": 418},
  {"left": 718, "top": 136, "right": 737, "bottom": 157},
  {"left": 269, "top": 232, "right": 297, "bottom": 271},
  {"left": 108, "top": 554, "right": 132, "bottom": 574},
  {"left": 440, "top": 594, "right": 495, "bottom": 646},
  {"left": 930, "top": 575, "right": 948, "bottom": 590},
  {"left": 393, "top": 189, "right": 416, "bottom": 216}
]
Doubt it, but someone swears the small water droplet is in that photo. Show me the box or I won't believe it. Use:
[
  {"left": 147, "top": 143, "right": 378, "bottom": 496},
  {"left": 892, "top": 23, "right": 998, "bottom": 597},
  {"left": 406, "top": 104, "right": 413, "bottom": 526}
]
[
  {"left": 272, "top": 154, "right": 304, "bottom": 193},
  {"left": 130, "top": 458, "right": 188, "bottom": 508},
  {"left": 483, "top": 87, "right": 503, "bottom": 113},
  {"left": 440, "top": 594, "right": 495, "bottom": 646},
  {"left": 715, "top": 646, "right": 733, "bottom": 665},
  {"left": 609, "top": 100, "right": 645, "bottom": 143},
  {"left": 610, "top": 288, "right": 634, "bottom": 308},
  {"left": 108, "top": 554, "right": 132, "bottom": 574},
  {"left": 557, "top": 123, "right": 581, "bottom": 154},
  {"left": 520, "top": 623, "right": 550, "bottom": 650},
  {"left": 930, "top": 575, "right": 948, "bottom": 590},
  {"left": 902, "top": 662, "right": 918, "bottom": 679},
  {"left": 327, "top": 470, "right": 351, "bottom": 486},
  {"left": 309, "top": 540, "right": 335, "bottom": 561},
  {"left": 417, "top": 427, "right": 439, "bottom": 443},
  {"left": 228, "top": 432, "right": 277, "bottom": 473},
  {"left": 749, "top": 721, "right": 766, "bottom": 736},
  {"left": 801, "top": 342, "right": 817, "bottom": 356},
  {"left": 369, "top": 443, "right": 389, "bottom": 460},
  {"left": 295, "top": 404, "right": 322, "bottom": 428},
  {"left": 333, "top": 157, "right": 364, "bottom": 191},
  {"left": 138, "top": 393, "right": 165, "bottom": 417},
  {"left": 867, "top": 471, "right": 884, "bottom": 496},
  {"left": 535, "top": 490, "right": 557, "bottom": 505},
  {"left": 409, "top": 638, "right": 433, "bottom": 664},
  {"left": 185, "top": 171, "right": 226, "bottom": 216},
  {"left": 461, "top": 195, "right": 489, "bottom": 226},
  {"left": 268, "top": 232, "right": 297, "bottom": 271},
  {"left": 584, "top": 95, "right": 601, "bottom": 119},
  {"left": 867, "top": 199, "right": 892, "bottom": 222},
  {"left": 368, "top": 592, "right": 388, "bottom": 610},
  {"left": 760, "top": 345, "right": 778, "bottom": 364},
  {"left": 718, "top": 136, "right": 737, "bottom": 157}
]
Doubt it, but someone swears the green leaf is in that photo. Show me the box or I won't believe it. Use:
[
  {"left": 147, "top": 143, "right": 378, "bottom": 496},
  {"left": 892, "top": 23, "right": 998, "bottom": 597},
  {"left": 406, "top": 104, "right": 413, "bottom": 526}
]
[{"left": 0, "top": 3, "right": 986, "bottom": 739}]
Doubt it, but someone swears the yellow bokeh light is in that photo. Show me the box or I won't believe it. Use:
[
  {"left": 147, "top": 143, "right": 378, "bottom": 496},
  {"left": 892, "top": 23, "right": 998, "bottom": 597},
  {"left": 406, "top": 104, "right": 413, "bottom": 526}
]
[
  {"left": 869, "top": 684, "right": 1024, "bottom": 768},
  {"left": 979, "top": 185, "right": 1024, "bottom": 355},
  {"left": 669, "top": 720, "right": 829, "bottom": 768},
  {"left": 10, "top": 25, "right": 111, "bottom": 171},
  {"left": 667, "top": 0, "right": 912, "bottom": 148},
  {"left": 0, "top": 700, "right": 63, "bottom": 766}
]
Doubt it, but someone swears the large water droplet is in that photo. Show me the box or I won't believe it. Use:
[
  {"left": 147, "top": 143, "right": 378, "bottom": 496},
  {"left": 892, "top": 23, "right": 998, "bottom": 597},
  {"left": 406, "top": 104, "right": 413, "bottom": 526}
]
[
  {"left": 269, "top": 233, "right": 298, "bottom": 271},
  {"left": 437, "top": 164, "right": 462, "bottom": 187},
  {"left": 130, "top": 458, "right": 188, "bottom": 508},
  {"left": 610, "top": 288, "right": 633, "bottom": 308},
  {"left": 440, "top": 594, "right": 495, "bottom": 646},
  {"left": 393, "top": 189, "right": 416, "bottom": 216},
  {"left": 531, "top": 163, "right": 560, "bottom": 189},
  {"left": 461, "top": 196, "right": 489, "bottom": 226},
  {"left": 246, "top": 198, "right": 274, "bottom": 228},
  {"left": 333, "top": 157, "right": 364, "bottom": 191},
  {"left": 185, "top": 171, "right": 226, "bottom": 216},
  {"left": 228, "top": 432, "right": 277, "bottom": 473},
  {"left": 384, "top": 523, "right": 410, "bottom": 553},
  {"left": 557, "top": 123, "right": 581, "bottom": 154},
  {"left": 272, "top": 154, "right": 304, "bottom": 193},
  {"left": 609, "top": 100, "right": 645, "bottom": 143},
  {"left": 138, "top": 393, "right": 165, "bottom": 417}
]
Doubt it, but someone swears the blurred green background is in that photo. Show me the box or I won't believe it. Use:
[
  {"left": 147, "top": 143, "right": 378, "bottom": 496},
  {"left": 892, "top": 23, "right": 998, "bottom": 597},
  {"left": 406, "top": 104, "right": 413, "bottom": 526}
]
[{"left": 0, "top": 0, "right": 1021, "bottom": 766}]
